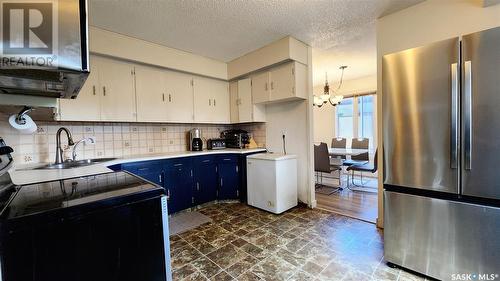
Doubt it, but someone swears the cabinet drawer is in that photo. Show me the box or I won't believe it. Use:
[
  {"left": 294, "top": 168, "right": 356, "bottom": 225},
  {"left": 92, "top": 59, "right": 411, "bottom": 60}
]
[
  {"left": 195, "top": 155, "right": 215, "bottom": 165},
  {"left": 164, "top": 157, "right": 192, "bottom": 169},
  {"left": 216, "top": 155, "right": 239, "bottom": 163},
  {"left": 122, "top": 161, "right": 163, "bottom": 174}
]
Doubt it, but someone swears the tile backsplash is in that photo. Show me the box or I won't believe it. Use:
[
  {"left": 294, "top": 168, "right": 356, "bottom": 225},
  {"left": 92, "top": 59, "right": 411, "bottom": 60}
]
[{"left": 0, "top": 115, "right": 266, "bottom": 166}]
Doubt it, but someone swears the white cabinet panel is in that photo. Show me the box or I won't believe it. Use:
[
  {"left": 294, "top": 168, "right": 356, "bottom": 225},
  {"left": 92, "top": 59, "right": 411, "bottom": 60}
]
[
  {"left": 164, "top": 70, "right": 194, "bottom": 123},
  {"left": 211, "top": 80, "right": 230, "bottom": 124},
  {"left": 193, "top": 77, "right": 213, "bottom": 123},
  {"left": 99, "top": 58, "right": 137, "bottom": 122},
  {"left": 270, "top": 63, "right": 294, "bottom": 101},
  {"left": 251, "top": 71, "right": 270, "bottom": 104},
  {"left": 229, "top": 82, "right": 239, "bottom": 123},
  {"left": 238, "top": 78, "right": 253, "bottom": 123},
  {"left": 135, "top": 66, "right": 167, "bottom": 122},
  {"left": 193, "top": 77, "right": 229, "bottom": 123},
  {"left": 59, "top": 57, "right": 101, "bottom": 121}
]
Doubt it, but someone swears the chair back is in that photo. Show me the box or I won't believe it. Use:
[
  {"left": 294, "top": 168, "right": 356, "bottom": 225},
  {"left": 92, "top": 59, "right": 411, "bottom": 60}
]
[
  {"left": 372, "top": 149, "right": 378, "bottom": 172},
  {"left": 351, "top": 138, "right": 369, "bottom": 161},
  {"left": 331, "top": 138, "right": 346, "bottom": 149},
  {"left": 351, "top": 138, "right": 369, "bottom": 149},
  {"left": 314, "top": 143, "right": 331, "bottom": 173}
]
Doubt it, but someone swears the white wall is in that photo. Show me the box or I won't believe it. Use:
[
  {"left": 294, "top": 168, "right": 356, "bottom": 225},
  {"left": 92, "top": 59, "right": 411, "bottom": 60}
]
[
  {"left": 313, "top": 75, "right": 376, "bottom": 145},
  {"left": 90, "top": 27, "right": 228, "bottom": 80},
  {"left": 376, "top": 0, "right": 500, "bottom": 228}
]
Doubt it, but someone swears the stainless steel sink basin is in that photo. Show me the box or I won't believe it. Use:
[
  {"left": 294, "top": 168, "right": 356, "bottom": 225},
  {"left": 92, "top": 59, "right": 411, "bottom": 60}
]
[{"left": 31, "top": 158, "right": 117, "bottom": 170}]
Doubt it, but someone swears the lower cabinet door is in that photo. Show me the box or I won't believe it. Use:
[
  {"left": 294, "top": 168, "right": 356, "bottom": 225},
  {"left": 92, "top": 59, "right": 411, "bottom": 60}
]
[
  {"left": 217, "top": 162, "right": 240, "bottom": 200},
  {"left": 194, "top": 157, "right": 218, "bottom": 205},
  {"left": 165, "top": 165, "right": 193, "bottom": 214}
]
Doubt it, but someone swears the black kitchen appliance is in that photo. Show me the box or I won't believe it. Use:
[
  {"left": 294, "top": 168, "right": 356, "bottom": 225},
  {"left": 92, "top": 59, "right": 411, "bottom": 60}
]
[
  {"left": 220, "top": 129, "right": 251, "bottom": 149},
  {"left": 0, "top": 171, "right": 172, "bottom": 281},
  {"left": 189, "top": 128, "right": 203, "bottom": 151},
  {"left": 207, "top": 139, "right": 226, "bottom": 150}
]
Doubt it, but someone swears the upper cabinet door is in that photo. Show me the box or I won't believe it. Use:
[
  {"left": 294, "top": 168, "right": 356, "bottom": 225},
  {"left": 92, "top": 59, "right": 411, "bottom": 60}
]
[
  {"left": 99, "top": 58, "right": 137, "bottom": 122},
  {"left": 193, "top": 77, "right": 213, "bottom": 123},
  {"left": 211, "top": 80, "right": 230, "bottom": 124},
  {"left": 229, "top": 82, "right": 239, "bottom": 123},
  {"left": 237, "top": 78, "right": 253, "bottom": 123},
  {"left": 164, "top": 70, "right": 194, "bottom": 123},
  {"left": 270, "top": 63, "right": 294, "bottom": 101},
  {"left": 252, "top": 72, "right": 270, "bottom": 104},
  {"left": 135, "top": 65, "right": 167, "bottom": 122},
  {"left": 58, "top": 56, "right": 101, "bottom": 121}
]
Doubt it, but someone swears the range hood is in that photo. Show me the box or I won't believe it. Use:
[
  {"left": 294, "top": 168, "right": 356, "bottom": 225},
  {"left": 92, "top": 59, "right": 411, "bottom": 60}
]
[{"left": 0, "top": 0, "right": 89, "bottom": 99}]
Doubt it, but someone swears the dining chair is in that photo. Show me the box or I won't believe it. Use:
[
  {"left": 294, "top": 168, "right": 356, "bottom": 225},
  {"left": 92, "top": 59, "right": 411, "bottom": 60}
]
[
  {"left": 343, "top": 138, "right": 369, "bottom": 166},
  {"left": 347, "top": 149, "right": 378, "bottom": 189},
  {"left": 314, "top": 143, "right": 342, "bottom": 193},
  {"left": 331, "top": 137, "right": 347, "bottom": 160}
]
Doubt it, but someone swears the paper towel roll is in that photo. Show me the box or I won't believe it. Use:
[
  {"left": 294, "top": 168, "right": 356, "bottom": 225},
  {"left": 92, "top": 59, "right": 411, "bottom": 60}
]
[{"left": 9, "top": 114, "right": 37, "bottom": 134}]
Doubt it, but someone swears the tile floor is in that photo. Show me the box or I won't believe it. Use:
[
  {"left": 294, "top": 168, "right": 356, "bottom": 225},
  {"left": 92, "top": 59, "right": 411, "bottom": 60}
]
[{"left": 169, "top": 203, "right": 427, "bottom": 281}]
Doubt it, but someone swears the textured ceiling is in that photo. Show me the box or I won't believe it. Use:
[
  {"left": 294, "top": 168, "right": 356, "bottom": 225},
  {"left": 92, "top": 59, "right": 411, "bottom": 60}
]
[{"left": 89, "top": 0, "right": 424, "bottom": 84}]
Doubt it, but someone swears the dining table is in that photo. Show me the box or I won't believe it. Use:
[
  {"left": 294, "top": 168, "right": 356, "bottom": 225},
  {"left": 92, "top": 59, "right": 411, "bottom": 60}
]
[{"left": 328, "top": 148, "right": 368, "bottom": 157}]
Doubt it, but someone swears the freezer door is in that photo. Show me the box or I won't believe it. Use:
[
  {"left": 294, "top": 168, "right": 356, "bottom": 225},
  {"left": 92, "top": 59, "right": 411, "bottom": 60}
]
[
  {"left": 384, "top": 191, "right": 500, "bottom": 281},
  {"left": 382, "top": 38, "right": 459, "bottom": 193},
  {"left": 462, "top": 26, "right": 500, "bottom": 200}
]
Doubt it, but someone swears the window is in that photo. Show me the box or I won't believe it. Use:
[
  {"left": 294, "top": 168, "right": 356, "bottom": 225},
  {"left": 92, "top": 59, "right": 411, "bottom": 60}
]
[
  {"left": 335, "top": 94, "right": 376, "bottom": 149},
  {"left": 336, "top": 97, "right": 354, "bottom": 138},
  {"left": 358, "top": 95, "right": 374, "bottom": 146}
]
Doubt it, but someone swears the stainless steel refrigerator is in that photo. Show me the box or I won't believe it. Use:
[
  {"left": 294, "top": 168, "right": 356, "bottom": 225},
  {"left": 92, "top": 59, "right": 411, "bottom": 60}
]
[{"left": 383, "top": 26, "right": 500, "bottom": 280}]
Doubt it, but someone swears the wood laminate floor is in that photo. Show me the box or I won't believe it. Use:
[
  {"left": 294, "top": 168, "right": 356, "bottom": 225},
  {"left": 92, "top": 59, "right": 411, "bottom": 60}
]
[{"left": 315, "top": 176, "right": 378, "bottom": 223}]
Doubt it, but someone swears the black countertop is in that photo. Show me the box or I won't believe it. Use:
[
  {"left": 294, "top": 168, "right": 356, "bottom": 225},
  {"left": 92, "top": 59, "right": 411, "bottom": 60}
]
[{"left": 0, "top": 171, "right": 164, "bottom": 221}]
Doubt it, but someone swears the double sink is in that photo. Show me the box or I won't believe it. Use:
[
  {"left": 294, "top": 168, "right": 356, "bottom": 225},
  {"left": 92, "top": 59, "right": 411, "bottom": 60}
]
[{"left": 32, "top": 158, "right": 117, "bottom": 170}]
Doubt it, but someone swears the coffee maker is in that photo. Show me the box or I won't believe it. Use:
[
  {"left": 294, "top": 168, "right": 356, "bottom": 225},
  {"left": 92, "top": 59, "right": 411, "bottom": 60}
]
[{"left": 189, "top": 128, "right": 203, "bottom": 151}]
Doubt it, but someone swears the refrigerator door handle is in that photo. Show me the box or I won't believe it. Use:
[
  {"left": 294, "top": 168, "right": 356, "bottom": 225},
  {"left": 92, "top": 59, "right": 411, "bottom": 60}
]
[
  {"left": 464, "top": 60, "right": 472, "bottom": 170},
  {"left": 450, "top": 63, "right": 459, "bottom": 169}
]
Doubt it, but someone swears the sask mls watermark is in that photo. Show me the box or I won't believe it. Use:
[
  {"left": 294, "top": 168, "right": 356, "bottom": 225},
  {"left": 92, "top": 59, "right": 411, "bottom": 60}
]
[{"left": 0, "top": 0, "right": 58, "bottom": 68}]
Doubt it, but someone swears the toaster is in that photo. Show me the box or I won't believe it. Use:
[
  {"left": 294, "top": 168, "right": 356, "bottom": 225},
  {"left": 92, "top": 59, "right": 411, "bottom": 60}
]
[
  {"left": 220, "top": 130, "right": 251, "bottom": 149},
  {"left": 207, "top": 139, "right": 226, "bottom": 150}
]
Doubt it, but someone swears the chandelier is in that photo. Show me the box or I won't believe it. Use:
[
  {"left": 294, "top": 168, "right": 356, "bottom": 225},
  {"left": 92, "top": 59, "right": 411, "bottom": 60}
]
[{"left": 313, "top": 65, "right": 347, "bottom": 107}]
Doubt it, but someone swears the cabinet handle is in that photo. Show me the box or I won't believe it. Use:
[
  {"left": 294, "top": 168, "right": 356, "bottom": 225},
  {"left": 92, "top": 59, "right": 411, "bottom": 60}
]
[
  {"left": 214, "top": 99, "right": 216, "bottom": 106},
  {"left": 202, "top": 159, "right": 210, "bottom": 163},
  {"left": 174, "top": 163, "right": 183, "bottom": 167},
  {"left": 158, "top": 174, "right": 162, "bottom": 183},
  {"left": 265, "top": 82, "right": 268, "bottom": 91},
  {"left": 162, "top": 93, "right": 165, "bottom": 101},
  {"left": 166, "top": 189, "right": 170, "bottom": 200},
  {"left": 209, "top": 99, "right": 211, "bottom": 106},
  {"left": 169, "top": 94, "right": 172, "bottom": 102},
  {"left": 271, "top": 82, "right": 274, "bottom": 90},
  {"left": 92, "top": 85, "right": 96, "bottom": 95},
  {"left": 196, "top": 182, "right": 200, "bottom": 191},
  {"left": 138, "top": 167, "right": 149, "bottom": 171},
  {"left": 103, "top": 86, "right": 106, "bottom": 96},
  {"left": 220, "top": 178, "right": 223, "bottom": 186}
]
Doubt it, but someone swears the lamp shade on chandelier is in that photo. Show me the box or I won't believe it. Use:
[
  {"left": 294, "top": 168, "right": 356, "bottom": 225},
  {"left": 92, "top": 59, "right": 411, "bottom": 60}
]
[{"left": 313, "top": 66, "right": 347, "bottom": 107}]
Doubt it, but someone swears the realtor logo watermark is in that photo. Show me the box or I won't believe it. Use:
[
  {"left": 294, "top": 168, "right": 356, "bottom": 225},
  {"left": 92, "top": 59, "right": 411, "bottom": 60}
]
[
  {"left": 452, "top": 273, "right": 499, "bottom": 281},
  {"left": 0, "top": 0, "right": 58, "bottom": 68}
]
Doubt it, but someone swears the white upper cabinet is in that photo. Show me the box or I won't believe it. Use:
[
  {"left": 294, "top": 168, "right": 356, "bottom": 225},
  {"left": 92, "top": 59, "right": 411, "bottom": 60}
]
[
  {"left": 251, "top": 71, "right": 270, "bottom": 104},
  {"left": 135, "top": 65, "right": 167, "bottom": 122},
  {"left": 252, "top": 61, "right": 307, "bottom": 104},
  {"left": 230, "top": 78, "right": 265, "bottom": 123},
  {"left": 193, "top": 77, "right": 229, "bottom": 123},
  {"left": 58, "top": 57, "right": 101, "bottom": 121},
  {"left": 99, "top": 58, "right": 137, "bottom": 122},
  {"left": 58, "top": 56, "right": 137, "bottom": 122},
  {"left": 164, "top": 70, "right": 194, "bottom": 123},
  {"left": 59, "top": 55, "right": 233, "bottom": 124},
  {"left": 229, "top": 82, "right": 239, "bottom": 123}
]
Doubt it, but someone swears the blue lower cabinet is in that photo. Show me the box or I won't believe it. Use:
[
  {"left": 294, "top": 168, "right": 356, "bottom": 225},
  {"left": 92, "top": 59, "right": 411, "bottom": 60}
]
[
  {"left": 121, "top": 161, "right": 163, "bottom": 186},
  {"left": 217, "top": 156, "right": 240, "bottom": 200},
  {"left": 193, "top": 156, "right": 218, "bottom": 205},
  {"left": 164, "top": 158, "right": 193, "bottom": 214}
]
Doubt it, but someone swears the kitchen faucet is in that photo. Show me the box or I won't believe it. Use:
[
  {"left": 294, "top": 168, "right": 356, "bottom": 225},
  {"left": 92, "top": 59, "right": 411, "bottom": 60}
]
[
  {"left": 72, "top": 137, "right": 95, "bottom": 161},
  {"left": 55, "top": 127, "right": 74, "bottom": 164}
]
